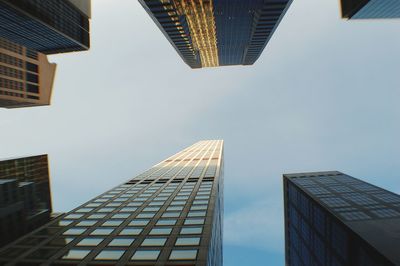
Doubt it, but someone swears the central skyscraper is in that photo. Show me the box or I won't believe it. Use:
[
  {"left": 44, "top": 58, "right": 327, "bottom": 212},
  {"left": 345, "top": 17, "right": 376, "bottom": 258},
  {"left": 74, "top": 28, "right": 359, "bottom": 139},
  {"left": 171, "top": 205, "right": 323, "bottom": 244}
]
[
  {"left": 139, "top": 0, "right": 293, "bottom": 68},
  {"left": 0, "top": 140, "right": 223, "bottom": 265}
]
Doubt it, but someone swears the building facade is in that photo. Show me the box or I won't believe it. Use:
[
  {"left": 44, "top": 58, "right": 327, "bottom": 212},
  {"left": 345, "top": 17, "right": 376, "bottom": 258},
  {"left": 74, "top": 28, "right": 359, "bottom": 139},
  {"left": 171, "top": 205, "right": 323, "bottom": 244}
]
[
  {"left": 0, "top": 0, "right": 91, "bottom": 54},
  {"left": 340, "top": 0, "right": 400, "bottom": 19},
  {"left": 139, "top": 0, "right": 293, "bottom": 68},
  {"left": 0, "top": 140, "right": 224, "bottom": 266},
  {"left": 0, "top": 155, "right": 53, "bottom": 248},
  {"left": 0, "top": 37, "right": 56, "bottom": 108},
  {"left": 284, "top": 171, "right": 400, "bottom": 266}
]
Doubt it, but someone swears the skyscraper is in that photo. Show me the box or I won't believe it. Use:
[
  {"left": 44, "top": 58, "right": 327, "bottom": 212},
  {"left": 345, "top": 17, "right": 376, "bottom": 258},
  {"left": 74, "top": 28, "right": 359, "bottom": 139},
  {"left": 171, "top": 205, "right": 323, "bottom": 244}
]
[
  {"left": 0, "top": 37, "right": 56, "bottom": 108},
  {"left": 139, "top": 0, "right": 293, "bottom": 68},
  {"left": 0, "top": 155, "right": 53, "bottom": 248},
  {"left": 340, "top": 0, "right": 400, "bottom": 19},
  {"left": 0, "top": 140, "right": 223, "bottom": 265},
  {"left": 283, "top": 171, "right": 400, "bottom": 266},
  {"left": 0, "top": 0, "right": 91, "bottom": 54}
]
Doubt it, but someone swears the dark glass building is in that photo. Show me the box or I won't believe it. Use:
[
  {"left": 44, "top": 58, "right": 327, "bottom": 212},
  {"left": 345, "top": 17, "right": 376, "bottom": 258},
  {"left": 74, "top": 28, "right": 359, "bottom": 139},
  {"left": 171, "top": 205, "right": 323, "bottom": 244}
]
[
  {"left": 340, "top": 0, "right": 400, "bottom": 19},
  {"left": 139, "top": 0, "right": 293, "bottom": 68},
  {"left": 0, "top": 140, "right": 223, "bottom": 266},
  {"left": 0, "top": 155, "right": 53, "bottom": 248},
  {"left": 284, "top": 171, "right": 400, "bottom": 266},
  {"left": 0, "top": 0, "right": 91, "bottom": 54}
]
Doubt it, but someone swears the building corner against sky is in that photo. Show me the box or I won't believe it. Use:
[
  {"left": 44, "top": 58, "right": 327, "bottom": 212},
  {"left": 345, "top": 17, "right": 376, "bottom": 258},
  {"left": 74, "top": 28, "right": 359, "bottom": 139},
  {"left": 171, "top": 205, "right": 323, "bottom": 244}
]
[
  {"left": 283, "top": 171, "right": 400, "bottom": 266},
  {"left": 0, "top": 155, "right": 53, "bottom": 248},
  {"left": 0, "top": 0, "right": 91, "bottom": 108},
  {"left": 0, "top": 140, "right": 224, "bottom": 265},
  {"left": 340, "top": 0, "right": 400, "bottom": 19},
  {"left": 139, "top": 0, "right": 294, "bottom": 69}
]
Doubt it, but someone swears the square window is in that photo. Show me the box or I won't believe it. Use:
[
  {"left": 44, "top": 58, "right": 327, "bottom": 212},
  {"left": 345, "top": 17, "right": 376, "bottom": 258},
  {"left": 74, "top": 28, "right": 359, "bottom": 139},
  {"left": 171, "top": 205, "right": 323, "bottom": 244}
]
[
  {"left": 129, "top": 219, "right": 150, "bottom": 226},
  {"left": 102, "top": 220, "right": 124, "bottom": 226},
  {"left": 95, "top": 250, "right": 125, "bottom": 260},
  {"left": 190, "top": 205, "right": 208, "bottom": 211},
  {"left": 180, "top": 227, "right": 202, "bottom": 235},
  {"left": 62, "top": 249, "right": 91, "bottom": 260},
  {"left": 97, "top": 208, "right": 115, "bottom": 212},
  {"left": 141, "top": 237, "right": 167, "bottom": 246},
  {"left": 76, "top": 208, "right": 94, "bottom": 213},
  {"left": 77, "top": 238, "right": 104, "bottom": 246},
  {"left": 175, "top": 196, "right": 189, "bottom": 200},
  {"left": 94, "top": 199, "right": 108, "bottom": 202},
  {"left": 143, "top": 207, "right": 160, "bottom": 212},
  {"left": 193, "top": 200, "right": 208, "bottom": 205},
  {"left": 149, "top": 201, "right": 164, "bottom": 206},
  {"left": 63, "top": 228, "right": 86, "bottom": 235},
  {"left": 108, "top": 238, "right": 135, "bottom": 247},
  {"left": 57, "top": 220, "right": 73, "bottom": 226},
  {"left": 77, "top": 220, "right": 97, "bottom": 226},
  {"left": 167, "top": 206, "right": 184, "bottom": 211},
  {"left": 131, "top": 250, "right": 161, "bottom": 260},
  {"left": 127, "top": 202, "right": 142, "bottom": 207},
  {"left": 149, "top": 228, "right": 172, "bottom": 235},
  {"left": 64, "top": 214, "right": 83, "bottom": 219},
  {"left": 188, "top": 211, "right": 206, "bottom": 217},
  {"left": 137, "top": 212, "right": 156, "bottom": 218},
  {"left": 162, "top": 212, "right": 181, "bottom": 218},
  {"left": 106, "top": 203, "right": 122, "bottom": 207},
  {"left": 88, "top": 214, "right": 107, "bottom": 219},
  {"left": 169, "top": 249, "right": 197, "bottom": 260},
  {"left": 170, "top": 201, "right": 186, "bottom": 206},
  {"left": 175, "top": 237, "right": 200, "bottom": 246},
  {"left": 86, "top": 203, "right": 102, "bottom": 207},
  {"left": 156, "top": 219, "right": 177, "bottom": 226},
  {"left": 112, "top": 213, "right": 130, "bottom": 219},
  {"left": 184, "top": 218, "right": 204, "bottom": 225},
  {"left": 119, "top": 228, "right": 143, "bottom": 236},
  {"left": 90, "top": 228, "right": 114, "bottom": 235},
  {"left": 120, "top": 207, "right": 137, "bottom": 212}
]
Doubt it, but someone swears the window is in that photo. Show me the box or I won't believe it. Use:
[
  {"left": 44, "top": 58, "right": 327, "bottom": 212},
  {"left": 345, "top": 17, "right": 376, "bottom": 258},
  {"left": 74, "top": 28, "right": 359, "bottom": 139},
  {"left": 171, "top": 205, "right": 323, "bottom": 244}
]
[
  {"left": 190, "top": 205, "right": 207, "bottom": 211},
  {"left": 119, "top": 228, "right": 143, "bottom": 236},
  {"left": 88, "top": 214, "right": 107, "bottom": 219},
  {"left": 102, "top": 220, "right": 124, "bottom": 226},
  {"left": 95, "top": 250, "right": 125, "bottom": 260},
  {"left": 141, "top": 238, "right": 167, "bottom": 246},
  {"left": 156, "top": 219, "right": 177, "bottom": 226},
  {"left": 90, "top": 228, "right": 114, "bottom": 235},
  {"left": 180, "top": 227, "right": 202, "bottom": 235},
  {"left": 149, "top": 201, "right": 164, "bottom": 206},
  {"left": 106, "top": 203, "right": 122, "bottom": 207},
  {"left": 127, "top": 202, "right": 142, "bottom": 207},
  {"left": 167, "top": 206, "right": 184, "bottom": 211},
  {"left": 77, "top": 238, "right": 104, "bottom": 246},
  {"left": 64, "top": 214, "right": 83, "bottom": 219},
  {"left": 193, "top": 200, "right": 208, "bottom": 205},
  {"left": 143, "top": 207, "right": 160, "bottom": 212},
  {"left": 62, "top": 249, "right": 91, "bottom": 260},
  {"left": 108, "top": 237, "right": 135, "bottom": 246},
  {"left": 184, "top": 218, "right": 204, "bottom": 225},
  {"left": 169, "top": 249, "right": 197, "bottom": 260},
  {"left": 63, "top": 228, "right": 86, "bottom": 235},
  {"left": 86, "top": 203, "right": 101, "bottom": 207},
  {"left": 57, "top": 220, "right": 73, "bottom": 226},
  {"left": 188, "top": 211, "right": 206, "bottom": 217},
  {"left": 175, "top": 237, "right": 200, "bottom": 246},
  {"left": 97, "top": 208, "right": 115, "bottom": 212},
  {"left": 129, "top": 219, "right": 150, "bottom": 226},
  {"left": 112, "top": 213, "right": 130, "bottom": 219},
  {"left": 131, "top": 250, "right": 161, "bottom": 260},
  {"left": 76, "top": 208, "right": 94, "bottom": 213},
  {"left": 137, "top": 212, "right": 156, "bottom": 218},
  {"left": 149, "top": 228, "right": 172, "bottom": 235},
  {"left": 162, "top": 212, "right": 181, "bottom": 218},
  {"left": 120, "top": 207, "right": 137, "bottom": 212},
  {"left": 77, "top": 220, "right": 97, "bottom": 226},
  {"left": 170, "top": 201, "right": 186, "bottom": 205}
]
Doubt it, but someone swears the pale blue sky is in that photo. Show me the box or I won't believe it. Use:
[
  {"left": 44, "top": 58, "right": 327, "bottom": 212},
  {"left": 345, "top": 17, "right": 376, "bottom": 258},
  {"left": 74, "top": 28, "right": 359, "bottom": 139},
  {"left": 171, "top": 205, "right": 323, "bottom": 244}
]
[{"left": 0, "top": 0, "right": 400, "bottom": 265}]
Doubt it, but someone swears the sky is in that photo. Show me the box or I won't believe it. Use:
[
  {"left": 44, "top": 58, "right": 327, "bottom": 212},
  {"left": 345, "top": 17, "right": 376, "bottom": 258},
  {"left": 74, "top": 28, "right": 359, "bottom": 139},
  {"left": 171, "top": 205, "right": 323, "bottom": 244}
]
[{"left": 1, "top": 0, "right": 400, "bottom": 265}]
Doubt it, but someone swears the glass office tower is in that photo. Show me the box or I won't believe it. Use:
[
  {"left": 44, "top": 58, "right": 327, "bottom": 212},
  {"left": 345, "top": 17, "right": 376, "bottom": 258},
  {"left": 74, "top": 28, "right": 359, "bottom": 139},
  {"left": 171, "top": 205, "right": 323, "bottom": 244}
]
[
  {"left": 0, "top": 155, "right": 53, "bottom": 248},
  {"left": 284, "top": 171, "right": 400, "bottom": 266},
  {"left": 0, "top": 140, "right": 223, "bottom": 266},
  {"left": 139, "top": 0, "right": 294, "bottom": 68},
  {"left": 340, "top": 0, "right": 400, "bottom": 19},
  {"left": 0, "top": 0, "right": 91, "bottom": 54}
]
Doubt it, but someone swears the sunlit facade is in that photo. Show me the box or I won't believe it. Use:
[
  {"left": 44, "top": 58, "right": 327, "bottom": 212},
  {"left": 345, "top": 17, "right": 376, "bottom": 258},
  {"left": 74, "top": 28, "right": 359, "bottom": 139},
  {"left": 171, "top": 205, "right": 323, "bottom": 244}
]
[
  {"left": 0, "top": 140, "right": 223, "bottom": 266},
  {"left": 0, "top": 37, "right": 56, "bottom": 108},
  {"left": 284, "top": 171, "right": 400, "bottom": 266},
  {"left": 340, "top": 0, "right": 400, "bottom": 19},
  {"left": 0, "top": 0, "right": 91, "bottom": 54},
  {"left": 0, "top": 155, "right": 53, "bottom": 248},
  {"left": 139, "top": 0, "right": 293, "bottom": 68}
]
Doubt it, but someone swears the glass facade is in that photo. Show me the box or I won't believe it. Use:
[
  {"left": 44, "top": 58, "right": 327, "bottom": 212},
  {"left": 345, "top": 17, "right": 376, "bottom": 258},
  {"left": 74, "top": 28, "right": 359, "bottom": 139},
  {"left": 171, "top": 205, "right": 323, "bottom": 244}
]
[
  {"left": 0, "top": 140, "right": 223, "bottom": 266},
  {"left": 341, "top": 0, "right": 400, "bottom": 19},
  {"left": 0, "top": 0, "right": 90, "bottom": 54},
  {"left": 284, "top": 171, "right": 400, "bottom": 266},
  {"left": 139, "top": 0, "right": 293, "bottom": 68}
]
